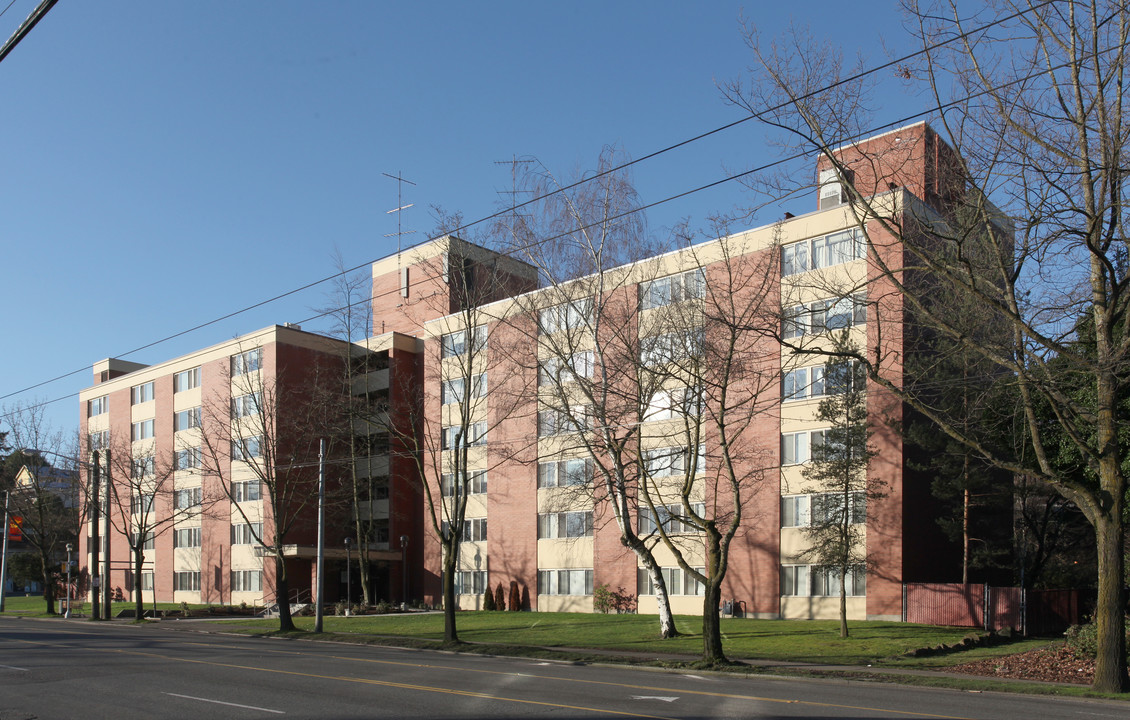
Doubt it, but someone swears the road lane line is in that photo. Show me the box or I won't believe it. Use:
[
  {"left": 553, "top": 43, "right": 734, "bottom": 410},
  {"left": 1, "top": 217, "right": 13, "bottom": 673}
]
[
  {"left": 0, "top": 664, "right": 29, "bottom": 671},
  {"left": 162, "top": 692, "right": 285, "bottom": 714}
]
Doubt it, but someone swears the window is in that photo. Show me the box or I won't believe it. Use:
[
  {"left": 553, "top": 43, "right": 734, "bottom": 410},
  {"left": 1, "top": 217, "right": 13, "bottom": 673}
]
[
  {"left": 781, "top": 430, "right": 826, "bottom": 465},
  {"left": 643, "top": 445, "right": 705, "bottom": 478},
  {"left": 453, "top": 570, "right": 487, "bottom": 595},
  {"left": 175, "top": 446, "right": 201, "bottom": 471},
  {"left": 539, "top": 298, "right": 593, "bottom": 335},
  {"left": 812, "top": 491, "right": 867, "bottom": 525},
  {"left": 441, "top": 326, "right": 487, "bottom": 358},
  {"left": 89, "top": 430, "right": 109, "bottom": 451},
  {"left": 131, "top": 493, "right": 155, "bottom": 516},
  {"left": 637, "top": 566, "right": 705, "bottom": 596},
  {"left": 130, "top": 457, "right": 154, "bottom": 480},
  {"left": 174, "top": 407, "right": 201, "bottom": 431},
  {"left": 124, "top": 570, "right": 154, "bottom": 591},
  {"left": 173, "top": 367, "right": 201, "bottom": 393},
  {"left": 131, "top": 382, "right": 154, "bottom": 405},
  {"left": 640, "top": 328, "right": 704, "bottom": 367},
  {"left": 441, "top": 373, "right": 487, "bottom": 405},
  {"left": 783, "top": 361, "right": 862, "bottom": 402},
  {"left": 233, "top": 480, "right": 261, "bottom": 502},
  {"left": 232, "top": 435, "right": 261, "bottom": 461},
  {"left": 538, "top": 569, "right": 593, "bottom": 596},
  {"left": 537, "top": 406, "right": 588, "bottom": 436},
  {"left": 643, "top": 386, "right": 702, "bottom": 421},
  {"left": 638, "top": 503, "right": 706, "bottom": 535},
  {"left": 173, "top": 527, "right": 202, "bottom": 548},
  {"left": 173, "top": 571, "right": 200, "bottom": 591},
  {"left": 231, "top": 349, "right": 262, "bottom": 376},
  {"left": 538, "top": 351, "right": 594, "bottom": 386},
  {"left": 88, "top": 396, "right": 109, "bottom": 417},
  {"left": 537, "top": 511, "right": 593, "bottom": 539},
  {"left": 639, "top": 269, "right": 706, "bottom": 310},
  {"left": 231, "top": 392, "right": 262, "bottom": 419},
  {"left": 131, "top": 419, "right": 154, "bottom": 442},
  {"left": 130, "top": 530, "right": 155, "bottom": 550},
  {"left": 461, "top": 517, "right": 488, "bottom": 542},
  {"left": 781, "top": 495, "right": 811, "bottom": 528},
  {"left": 231, "top": 570, "right": 263, "bottom": 592},
  {"left": 440, "top": 471, "right": 487, "bottom": 496},
  {"left": 537, "top": 458, "right": 591, "bottom": 488},
  {"left": 441, "top": 422, "right": 487, "bottom": 449},
  {"left": 174, "top": 487, "right": 202, "bottom": 509},
  {"left": 782, "top": 564, "right": 866, "bottom": 597},
  {"left": 231, "top": 522, "right": 262, "bottom": 545},
  {"left": 783, "top": 294, "right": 866, "bottom": 339},
  {"left": 818, "top": 167, "right": 853, "bottom": 209},
  {"left": 781, "top": 229, "right": 864, "bottom": 277}
]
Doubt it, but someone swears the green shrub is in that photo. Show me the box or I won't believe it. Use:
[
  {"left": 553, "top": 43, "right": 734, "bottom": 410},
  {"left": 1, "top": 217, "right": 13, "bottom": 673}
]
[
  {"left": 593, "top": 584, "right": 636, "bottom": 614},
  {"left": 1065, "top": 617, "right": 1130, "bottom": 658},
  {"left": 508, "top": 581, "right": 521, "bottom": 611},
  {"left": 494, "top": 583, "right": 506, "bottom": 611}
]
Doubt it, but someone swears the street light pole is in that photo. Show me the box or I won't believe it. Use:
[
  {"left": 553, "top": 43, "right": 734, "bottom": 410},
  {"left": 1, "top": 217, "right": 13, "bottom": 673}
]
[
  {"left": 65, "top": 543, "right": 73, "bottom": 618},
  {"left": 0, "top": 490, "right": 10, "bottom": 612},
  {"left": 344, "top": 537, "right": 352, "bottom": 617}
]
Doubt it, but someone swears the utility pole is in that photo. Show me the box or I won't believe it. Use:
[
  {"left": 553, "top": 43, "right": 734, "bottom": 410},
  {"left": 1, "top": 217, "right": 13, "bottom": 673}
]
[
  {"left": 314, "top": 439, "right": 326, "bottom": 633},
  {"left": 90, "top": 450, "right": 101, "bottom": 621},
  {"left": 102, "top": 449, "right": 112, "bottom": 620},
  {"left": 0, "top": 491, "right": 10, "bottom": 612}
]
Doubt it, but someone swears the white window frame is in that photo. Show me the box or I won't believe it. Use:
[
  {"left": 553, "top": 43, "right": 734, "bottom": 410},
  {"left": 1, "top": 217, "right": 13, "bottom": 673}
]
[
  {"left": 173, "top": 367, "right": 201, "bottom": 393},
  {"left": 130, "top": 382, "right": 154, "bottom": 405}
]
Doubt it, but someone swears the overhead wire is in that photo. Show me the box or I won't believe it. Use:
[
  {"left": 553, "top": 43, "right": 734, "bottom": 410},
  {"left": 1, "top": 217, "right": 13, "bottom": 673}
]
[{"left": 1, "top": 1, "right": 1060, "bottom": 413}]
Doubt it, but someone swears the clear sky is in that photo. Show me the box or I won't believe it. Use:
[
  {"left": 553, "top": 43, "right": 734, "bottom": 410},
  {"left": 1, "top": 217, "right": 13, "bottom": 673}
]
[{"left": 0, "top": 1, "right": 925, "bottom": 438}]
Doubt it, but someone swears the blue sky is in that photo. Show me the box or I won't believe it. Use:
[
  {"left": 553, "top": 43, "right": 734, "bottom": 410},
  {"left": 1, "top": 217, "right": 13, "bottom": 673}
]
[{"left": 0, "top": 1, "right": 924, "bottom": 437}]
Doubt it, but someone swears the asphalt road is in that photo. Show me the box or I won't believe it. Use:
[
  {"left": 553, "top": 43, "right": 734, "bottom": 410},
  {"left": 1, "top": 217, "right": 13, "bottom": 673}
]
[{"left": 0, "top": 617, "right": 1125, "bottom": 719}]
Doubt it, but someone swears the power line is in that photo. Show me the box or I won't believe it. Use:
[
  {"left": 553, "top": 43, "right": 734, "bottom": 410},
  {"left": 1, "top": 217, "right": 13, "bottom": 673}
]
[{"left": 0, "top": 2, "right": 1059, "bottom": 412}]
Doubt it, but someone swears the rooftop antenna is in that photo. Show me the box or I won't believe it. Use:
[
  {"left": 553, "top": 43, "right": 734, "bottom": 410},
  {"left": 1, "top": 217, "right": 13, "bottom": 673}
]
[
  {"left": 382, "top": 171, "right": 417, "bottom": 255},
  {"left": 494, "top": 156, "right": 535, "bottom": 249}
]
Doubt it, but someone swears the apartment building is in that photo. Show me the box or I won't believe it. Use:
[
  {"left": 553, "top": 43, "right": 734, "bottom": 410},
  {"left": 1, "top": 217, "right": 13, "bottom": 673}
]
[{"left": 78, "top": 122, "right": 965, "bottom": 619}]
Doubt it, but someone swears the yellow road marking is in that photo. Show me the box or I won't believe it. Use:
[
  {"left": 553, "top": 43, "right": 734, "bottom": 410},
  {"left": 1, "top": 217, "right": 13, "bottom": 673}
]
[{"left": 6, "top": 626, "right": 977, "bottom": 719}]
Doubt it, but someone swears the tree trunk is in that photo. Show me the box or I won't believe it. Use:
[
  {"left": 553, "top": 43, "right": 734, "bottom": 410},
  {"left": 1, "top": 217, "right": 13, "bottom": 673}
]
[
  {"left": 275, "top": 554, "right": 295, "bottom": 632},
  {"left": 40, "top": 552, "right": 55, "bottom": 615},
  {"left": 839, "top": 580, "right": 849, "bottom": 639},
  {"left": 441, "top": 540, "right": 459, "bottom": 645},
  {"left": 636, "top": 544, "right": 679, "bottom": 638},
  {"left": 133, "top": 547, "right": 145, "bottom": 619},
  {"left": 701, "top": 581, "right": 726, "bottom": 664},
  {"left": 1092, "top": 510, "right": 1128, "bottom": 692}
]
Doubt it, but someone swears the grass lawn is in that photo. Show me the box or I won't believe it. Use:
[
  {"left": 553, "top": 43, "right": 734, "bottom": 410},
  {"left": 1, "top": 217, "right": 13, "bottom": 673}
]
[
  {"left": 0, "top": 594, "right": 227, "bottom": 617},
  {"left": 215, "top": 611, "right": 1032, "bottom": 667}
]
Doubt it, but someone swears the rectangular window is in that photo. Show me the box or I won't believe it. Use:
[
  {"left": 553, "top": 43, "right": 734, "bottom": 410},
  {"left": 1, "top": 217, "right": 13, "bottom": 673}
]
[
  {"left": 780, "top": 564, "right": 866, "bottom": 597},
  {"left": 787, "top": 294, "right": 866, "bottom": 338},
  {"left": 643, "top": 445, "right": 704, "bottom": 478},
  {"left": 639, "top": 268, "right": 706, "bottom": 310},
  {"left": 173, "top": 527, "right": 202, "bottom": 548},
  {"left": 781, "top": 495, "right": 811, "bottom": 528},
  {"left": 130, "top": 530, "right": 155, "bottom": 550},
  {"left": 232, "top": 435, "right": 261, "bottom": 461},
  {"left": 125, "top": 570, "right": 154, "bottom": 591},
  {"left": 537, "top": 511, "right": 593, "bottom": 539},
  {"left": 537, "top": 458, "right": 592, "bottom": 488},
  {"left": 173, "top": 571, "right": 201, "bottom": 591},
  {"left": 131, "top": 419, "right": 154, "bottom": 442},
  {"left": 780, "top": 565, "right": 810, "bottom": 596},
  {"left": 439, "top": 471, "right": 487, "bottom": 497},
  {"left": 811, "top": 491, "right": 867, "bottom": 525},
  {"left": 538, "top": 351, "right": 594, "bottom": 386},
  {"left": 173, "top": 487, "right": 202, "bottom": 509},
  {"left": 638, "top": 503, "right": 706, "bottom": 535},
  {"left": 441, "top": 422, "right": 487, "bottom": 450},
  {"left": 441, "top": 373, "right": 487, "bottom": 405},
  {"left": 538, "top": 569, "right": 594, "bottom": 596},
  {"left": 233, "top": 480, "right": 261, "bottom": 502},
  {"left": 457, "top": 517, "right": 488, "bottom": 542},
  {"left": 173, "top": 367, "right": 201, "bottom": 393},
  {"left": 231, "top": 349, "right": 262, "bottom": 376},
  {"left": 636, "top": 567, "right": 705, "bottom": 596},
  {"left": 173, "top": 407, "right": 201, "bottom": 432},
  {"left": 782, "top": 431, "right": 825, "bottom": 465},
  {"left": 89, "top": 430, "right": 109, "bottom": 451},
  {"left": 231, "top": 570, "right": 263, "bottom": 592},
  {"left": 639, "top": 328, "right": 703, "bottom": 367},
  {"left": 537, "top": 406, "right": 588, "bottom": 437},
  {"left": 231, "top": 522, "right": 262, "bottom": 545},
  {"left": 781, "top": 229, "right": 864, "bottom": 277},
  {"left": 441, "top": 326, "right": 487, "bottom": 358},
  {"left": 539, "top": 298, "right": 593, "bottom": 335},
  {"left": 130, "top": 493, "right": 155, "bottom": 516},
  {"left": 174, "top": 446, "right": 201, "bottom": 471},
  {"left": 130, "top": 382, "right": 154, "bottom": 405},
  {"left": 88, "top": 396, "right": 109, "bottom": 417},
  {"left": 130, "top": 457, "right": 154, "bottom": 480},
  {"left": 453, "top": 570, "right": 487, "bottom": 595},
  {"left": 231, "top": 392, "right": 262, "bottom": 419}
]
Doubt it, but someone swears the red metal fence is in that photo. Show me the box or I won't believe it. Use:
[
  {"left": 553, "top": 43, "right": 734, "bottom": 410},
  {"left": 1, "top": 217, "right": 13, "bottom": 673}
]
[{"left": 903, "top": 583, "right": 1080, "bottom": 635}]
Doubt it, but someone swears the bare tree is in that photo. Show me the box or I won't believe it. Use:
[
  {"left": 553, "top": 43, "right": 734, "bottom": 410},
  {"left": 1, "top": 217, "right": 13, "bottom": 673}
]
[
  {"left": 635, "top": 231, "right": 782, "bottom": 663},
  {"left": 1, "top": 402, "right": 79, "bottom": 615},
  {"left": 728, "top": 2, "right": 1130, "bottom": 690},
  {"left": 497, "top": 149, "right": 685, "bottom": 638},
  {"left": 198, "top": 344, "right": 342, "bottom": 632}
]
